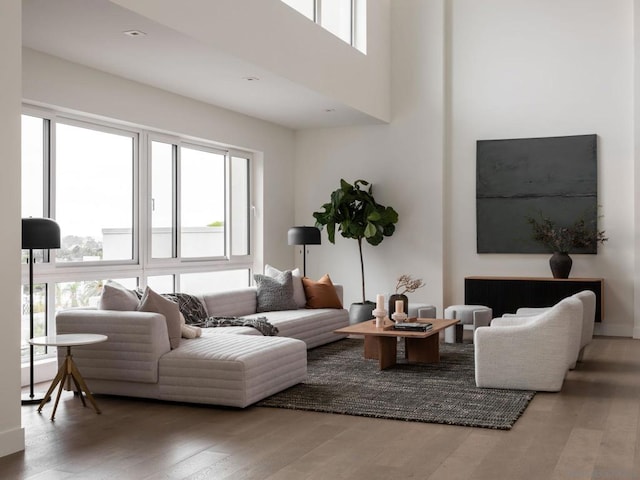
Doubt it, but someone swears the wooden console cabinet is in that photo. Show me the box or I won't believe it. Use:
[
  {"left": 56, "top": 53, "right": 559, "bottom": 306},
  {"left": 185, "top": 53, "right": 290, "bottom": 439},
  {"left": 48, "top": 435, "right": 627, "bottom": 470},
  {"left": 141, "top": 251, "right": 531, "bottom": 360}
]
[{"left": 464, "top": 276, "right": 604, "bottom": 322}]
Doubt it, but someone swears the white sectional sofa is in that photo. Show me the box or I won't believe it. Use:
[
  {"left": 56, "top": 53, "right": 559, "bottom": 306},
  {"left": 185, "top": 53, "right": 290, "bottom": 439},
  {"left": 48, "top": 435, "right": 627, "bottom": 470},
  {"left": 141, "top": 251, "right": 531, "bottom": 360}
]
[{"left": 56, "top": 285, "right": 349, "bottom": 408}]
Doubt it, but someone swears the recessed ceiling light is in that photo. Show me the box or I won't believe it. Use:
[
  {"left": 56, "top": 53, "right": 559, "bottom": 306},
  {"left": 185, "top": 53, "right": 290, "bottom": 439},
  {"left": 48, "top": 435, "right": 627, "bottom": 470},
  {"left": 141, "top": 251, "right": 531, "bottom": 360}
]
[
  {"left": 324, "top": 108, "right": 336, "bottom": 113},
  {"left": 243, "top": 76, "right": 260, "bottom": 81},
  {"left": 123, "top": 30, "right": 147, "bottom": 37}
]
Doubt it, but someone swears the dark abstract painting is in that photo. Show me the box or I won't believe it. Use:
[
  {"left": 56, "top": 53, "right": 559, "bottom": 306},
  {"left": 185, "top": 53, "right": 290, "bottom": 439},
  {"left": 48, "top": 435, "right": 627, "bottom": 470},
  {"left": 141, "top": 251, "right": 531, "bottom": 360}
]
[{"left": 476, "top": 134, "right": 597, "bottom": 254}]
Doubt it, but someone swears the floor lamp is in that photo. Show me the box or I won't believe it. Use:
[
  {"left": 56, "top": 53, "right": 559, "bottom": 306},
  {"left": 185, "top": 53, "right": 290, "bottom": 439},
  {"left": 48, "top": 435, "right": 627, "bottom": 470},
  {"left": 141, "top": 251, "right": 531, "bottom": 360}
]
[
  {"left": 287, "top": 226, "right": 321, "bottom": 277},
  {"left": 22, "top": 218, "right": 61, "bottom": 405}
]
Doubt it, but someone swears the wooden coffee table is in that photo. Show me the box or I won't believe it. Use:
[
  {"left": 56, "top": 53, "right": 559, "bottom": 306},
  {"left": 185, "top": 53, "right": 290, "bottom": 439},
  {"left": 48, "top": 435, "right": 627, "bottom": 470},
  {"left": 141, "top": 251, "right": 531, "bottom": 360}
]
[{"left": 334, "top": 319, "right": 459, "bottom": 370}]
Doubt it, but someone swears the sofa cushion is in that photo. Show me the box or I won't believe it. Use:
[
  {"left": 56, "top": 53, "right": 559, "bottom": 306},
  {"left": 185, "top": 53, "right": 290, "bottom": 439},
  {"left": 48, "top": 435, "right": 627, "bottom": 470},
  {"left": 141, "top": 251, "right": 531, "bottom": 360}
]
[
  {"left": 242, "top": 307, "right": 349, "bottom": 349},
  {"left": 98, "top": 280, "right": 140, "bottom": 311},
  {"left": 138, "top": 287, "right": 181, "bottom": 349},
  {"left": 302, "top": 274, "right": 343, "bottom": 309},
  {"left": 254, "top": 271, "right": 298, "bottom": 312},
  {"left": 265, "top": 264, "right": 306, "bottom": 308}
]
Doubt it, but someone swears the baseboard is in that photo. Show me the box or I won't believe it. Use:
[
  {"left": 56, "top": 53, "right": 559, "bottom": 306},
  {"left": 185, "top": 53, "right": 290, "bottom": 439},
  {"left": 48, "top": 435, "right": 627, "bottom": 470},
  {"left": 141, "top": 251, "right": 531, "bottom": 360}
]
[
  {"left": 0, "top": 426, "right": 25, "bottom": 458},
  {"left": 594, "top": 323, "right": 634, "bottom": 337}
]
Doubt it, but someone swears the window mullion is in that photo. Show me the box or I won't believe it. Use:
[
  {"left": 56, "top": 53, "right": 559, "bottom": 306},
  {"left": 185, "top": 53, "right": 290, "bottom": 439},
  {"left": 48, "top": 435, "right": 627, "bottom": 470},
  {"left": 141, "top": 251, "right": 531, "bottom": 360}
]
[
  {"left": 350, "top": 0, "right": 355, "bottom": 47},
  {"left": 171, "top": 144, "right": 180, "bottom": 260}
]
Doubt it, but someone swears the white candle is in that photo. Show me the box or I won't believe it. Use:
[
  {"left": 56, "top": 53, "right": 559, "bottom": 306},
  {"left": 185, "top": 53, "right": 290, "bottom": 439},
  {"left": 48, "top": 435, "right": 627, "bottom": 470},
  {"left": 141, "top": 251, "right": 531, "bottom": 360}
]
[
  {"left": 376, "top": 294, "right": 385, "bottom": 311},
  {"left": 395, "top": 299, "right": 404, "bottom": 314}
]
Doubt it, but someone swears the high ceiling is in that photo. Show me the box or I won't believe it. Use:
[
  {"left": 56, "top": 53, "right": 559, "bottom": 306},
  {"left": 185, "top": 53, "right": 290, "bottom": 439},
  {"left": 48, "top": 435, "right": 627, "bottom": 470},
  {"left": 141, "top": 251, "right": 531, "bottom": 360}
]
[{"left": 22, "top": 0, "right": 378, "bottom": 129}]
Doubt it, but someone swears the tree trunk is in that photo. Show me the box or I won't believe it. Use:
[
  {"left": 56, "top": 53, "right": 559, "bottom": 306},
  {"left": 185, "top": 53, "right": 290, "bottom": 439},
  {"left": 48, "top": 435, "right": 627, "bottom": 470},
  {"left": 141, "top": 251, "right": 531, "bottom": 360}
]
[{"left": 358, "top": 237, "right": 365, "bottom": 303}]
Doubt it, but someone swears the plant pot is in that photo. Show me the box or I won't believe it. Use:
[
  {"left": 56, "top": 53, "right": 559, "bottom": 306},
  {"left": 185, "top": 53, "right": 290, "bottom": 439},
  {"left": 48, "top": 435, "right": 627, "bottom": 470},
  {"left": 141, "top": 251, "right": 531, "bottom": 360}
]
[
  {"left": 388, "top": 293, "right": 409, "bottom": 319},
  {"left": 549, "top": 252, "right": 572, "bottom": 279},
  {"left": 349, "top": 301, "right": 376, "bottom": 325}
]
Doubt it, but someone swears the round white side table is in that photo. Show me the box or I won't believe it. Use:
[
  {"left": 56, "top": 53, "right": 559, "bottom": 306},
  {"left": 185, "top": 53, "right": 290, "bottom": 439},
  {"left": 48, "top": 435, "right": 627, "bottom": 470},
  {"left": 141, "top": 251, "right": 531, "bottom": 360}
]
[{"left": 29, "top": 333, "right": 107, "bottom": 420}]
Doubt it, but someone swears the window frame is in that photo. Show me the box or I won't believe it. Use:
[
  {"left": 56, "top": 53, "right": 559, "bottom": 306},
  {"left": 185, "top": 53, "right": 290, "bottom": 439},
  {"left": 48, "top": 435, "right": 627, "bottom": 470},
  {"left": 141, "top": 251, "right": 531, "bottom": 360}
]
[{"left": 52, "top": 116, "right": 140, "bottom": 268}]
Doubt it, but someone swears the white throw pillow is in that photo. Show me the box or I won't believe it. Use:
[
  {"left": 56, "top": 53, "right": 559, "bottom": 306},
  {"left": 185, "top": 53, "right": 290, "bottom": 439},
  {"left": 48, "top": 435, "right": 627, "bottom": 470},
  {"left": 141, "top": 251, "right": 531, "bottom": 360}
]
[
  {"left": 137, "top": 286, "right": 181, "bottom": 349},
  {"left": 98, "top": 280, "right": 140, "bottom": 311},
  {"left": 265, "top": 264, "right": 305, "bottom": 308}
]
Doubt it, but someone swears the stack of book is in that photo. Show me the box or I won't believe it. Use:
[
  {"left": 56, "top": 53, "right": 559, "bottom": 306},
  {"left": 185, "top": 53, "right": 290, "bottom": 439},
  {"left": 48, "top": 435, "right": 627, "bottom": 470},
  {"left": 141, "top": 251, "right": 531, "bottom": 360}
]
[{"left": 392, "top": 322, "right": 433, "bottom": 332}]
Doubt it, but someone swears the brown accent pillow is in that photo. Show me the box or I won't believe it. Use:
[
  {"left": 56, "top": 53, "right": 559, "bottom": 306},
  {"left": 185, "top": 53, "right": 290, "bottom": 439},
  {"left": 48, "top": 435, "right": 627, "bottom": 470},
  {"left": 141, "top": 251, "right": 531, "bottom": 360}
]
[
  {"left": 137, "top": 286, "right": 181, "bottom": 349},
  {"left": 302, "top": 274, "right": 343, "bottom": 309}
]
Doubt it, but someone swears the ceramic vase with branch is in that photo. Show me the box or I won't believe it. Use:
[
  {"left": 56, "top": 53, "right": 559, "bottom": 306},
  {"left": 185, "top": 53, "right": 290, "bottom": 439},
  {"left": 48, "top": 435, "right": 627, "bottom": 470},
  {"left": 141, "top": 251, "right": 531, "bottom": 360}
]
[
  {"left": 389, "top": 274, "right": 425, "bottom": 318},
  {"left": 526, "top": 212, "right": 607, "bottom": 278}
]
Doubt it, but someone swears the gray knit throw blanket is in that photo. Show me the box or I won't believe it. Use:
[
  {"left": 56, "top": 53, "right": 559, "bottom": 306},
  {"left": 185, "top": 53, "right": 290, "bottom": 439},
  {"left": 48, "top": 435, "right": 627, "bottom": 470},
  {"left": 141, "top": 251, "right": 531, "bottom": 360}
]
[{"left": 197, "top": 316, "right": 279, "bottom": 337}]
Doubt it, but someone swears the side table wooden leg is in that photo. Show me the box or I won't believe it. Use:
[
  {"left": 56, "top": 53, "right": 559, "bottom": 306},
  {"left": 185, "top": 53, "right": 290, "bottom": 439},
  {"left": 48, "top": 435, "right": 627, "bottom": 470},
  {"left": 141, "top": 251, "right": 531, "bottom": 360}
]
[
  {"left": 69, "top": 358, "right": 101, "bottom": 414},
  {"left": 38, "top": 361, "right": 66, "bottom": 413},
  {"left": 50, "top": 365, "right": 67, "bottom": 421},
  {"left": 70, "top": 373, "right": 86, "bottom": 408}
]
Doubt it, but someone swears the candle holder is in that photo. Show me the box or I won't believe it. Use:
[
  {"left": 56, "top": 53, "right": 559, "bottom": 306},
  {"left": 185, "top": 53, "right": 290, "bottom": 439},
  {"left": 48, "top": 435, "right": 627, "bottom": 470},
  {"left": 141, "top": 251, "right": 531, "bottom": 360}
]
[
  {"left": 372, "top": 308, "right": 387, "bottom": 328},
  {"left": 392, "top": 311, "right": 408, "bottom": 323}
]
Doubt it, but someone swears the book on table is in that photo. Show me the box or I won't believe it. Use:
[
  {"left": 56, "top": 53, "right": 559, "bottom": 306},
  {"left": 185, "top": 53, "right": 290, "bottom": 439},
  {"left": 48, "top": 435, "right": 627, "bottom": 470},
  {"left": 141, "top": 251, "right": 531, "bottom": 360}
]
[{"left": 393, "top": 322, "right": 433, "bottom": 332}]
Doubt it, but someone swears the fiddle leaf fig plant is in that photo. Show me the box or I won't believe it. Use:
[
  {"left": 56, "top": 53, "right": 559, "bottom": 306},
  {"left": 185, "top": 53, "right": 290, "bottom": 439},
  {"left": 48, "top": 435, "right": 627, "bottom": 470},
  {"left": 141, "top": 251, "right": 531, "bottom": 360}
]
[{"left": 313, "top": 179, "right": 399, "bottom": 304}]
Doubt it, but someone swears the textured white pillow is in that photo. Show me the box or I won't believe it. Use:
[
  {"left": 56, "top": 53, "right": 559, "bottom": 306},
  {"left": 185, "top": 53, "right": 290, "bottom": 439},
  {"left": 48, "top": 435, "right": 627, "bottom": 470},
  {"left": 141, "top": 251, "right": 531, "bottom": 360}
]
[
  {"left": 265, "top": 264, "right": 305, "bottom": 308},
  {"left": 98, "top": 281, "right": 140, "bottom": 311},
  {"left": 137, "top": 286, "right": 181, "bottom": 349}
]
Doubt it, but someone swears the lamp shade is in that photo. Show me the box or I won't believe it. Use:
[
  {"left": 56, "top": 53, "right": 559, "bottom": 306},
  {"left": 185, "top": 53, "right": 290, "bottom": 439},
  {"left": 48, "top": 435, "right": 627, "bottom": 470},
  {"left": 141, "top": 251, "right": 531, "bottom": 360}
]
[
  {"left": 22, "top": 218, "right": 61, "bottom": 249},
  {"left": 288, "top": 226, "right": 321, "bottom": 246}
]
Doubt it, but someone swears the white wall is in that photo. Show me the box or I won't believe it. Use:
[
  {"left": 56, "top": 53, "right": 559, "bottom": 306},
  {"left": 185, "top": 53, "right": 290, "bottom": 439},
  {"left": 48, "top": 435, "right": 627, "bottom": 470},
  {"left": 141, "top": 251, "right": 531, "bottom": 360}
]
[
  {"left": 0, "top": 0, "right": 26, "bottom": 458},
  {"left": 447, "top": 0, "right": 634, "bottom": 337},
  {"left": 634, "top": 0, "right": 640, "bottom": 339},
  {"left": 112, "top": 0, "right": 391, "bottom": 123},
  {"left": 295, "top": 0, "right": 446, "bottom": 311},
  {"left": 22, "top": 48, "right": 297, "bottom": 273},
  {"left": 295, "top": 0, "right": 636, "bottom": 337}
]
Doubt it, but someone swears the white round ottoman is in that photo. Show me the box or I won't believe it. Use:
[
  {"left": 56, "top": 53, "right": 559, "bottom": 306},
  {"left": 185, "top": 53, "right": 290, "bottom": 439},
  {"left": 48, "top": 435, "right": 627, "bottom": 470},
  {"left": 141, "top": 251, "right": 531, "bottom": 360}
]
[{"left": 443, "top": 304, "right": 493, "bottom": 343}]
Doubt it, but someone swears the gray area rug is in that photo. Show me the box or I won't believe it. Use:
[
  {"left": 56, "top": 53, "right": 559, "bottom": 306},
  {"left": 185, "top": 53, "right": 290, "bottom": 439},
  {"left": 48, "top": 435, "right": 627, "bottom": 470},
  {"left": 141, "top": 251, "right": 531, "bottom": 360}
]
[{"left": 256, "top": 338, "right": 535, "bottom": 430}]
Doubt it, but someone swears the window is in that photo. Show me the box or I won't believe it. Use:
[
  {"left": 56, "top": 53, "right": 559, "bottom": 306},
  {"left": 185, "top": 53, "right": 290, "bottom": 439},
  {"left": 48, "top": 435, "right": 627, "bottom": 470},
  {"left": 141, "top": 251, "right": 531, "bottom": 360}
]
[
  {"left": 21, "top": 283, "right": 47, "bottom": 361},
  {"left": 319, "top": 0, "right": 352, "bottom": 44},
  {"left": 56, "top": 122, "right": 136, "bottom": 263},
  {"left": 150, "top": 141, "right": 175, "bottom": 259},
  {"left": 150, "top": 140, "right": 251, "bottom": 261},
  {"left": 21, "top": 109, "right": 254, "bottom": 368},
  {"left": 231, "top": 155, "right": 250, "bottom": 256},
  {"left": 179, "top": 270, "right": 250, "bottom": 295},
  {"left": 282, "top": 0, "right": 314, "bottom": 19},
  {"left": 180, "top": 145, "right": 226, "bottom": 258},
  {"left": 21, "top": 115, "right": 46, "bottom": 219},
  {"left": 281, "top": 0, "right": 366, "bottom": 52}
]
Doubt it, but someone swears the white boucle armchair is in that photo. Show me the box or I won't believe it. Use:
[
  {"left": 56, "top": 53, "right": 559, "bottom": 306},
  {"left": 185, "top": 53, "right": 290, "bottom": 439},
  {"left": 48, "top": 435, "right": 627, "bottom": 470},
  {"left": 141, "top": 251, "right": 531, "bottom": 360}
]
[
  {"left": 474, "top": 296, "right": 583, "bottom": 392},
  {"left": 499, "top": 290, "right": 596, "bottom": 367}
]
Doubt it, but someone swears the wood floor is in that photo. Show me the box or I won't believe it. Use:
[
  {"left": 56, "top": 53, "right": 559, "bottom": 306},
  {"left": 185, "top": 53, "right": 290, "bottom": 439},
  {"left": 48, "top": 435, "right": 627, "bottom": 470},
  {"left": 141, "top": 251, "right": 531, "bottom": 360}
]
[{"left": 3, "top": 336, "right": 640, "bottom": 480}]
